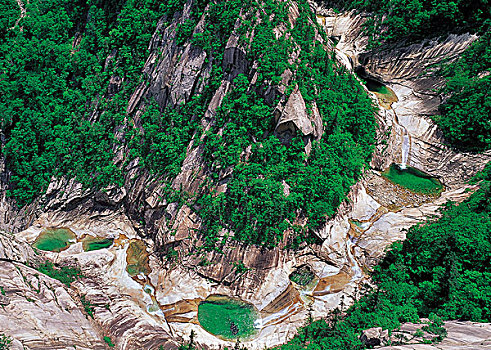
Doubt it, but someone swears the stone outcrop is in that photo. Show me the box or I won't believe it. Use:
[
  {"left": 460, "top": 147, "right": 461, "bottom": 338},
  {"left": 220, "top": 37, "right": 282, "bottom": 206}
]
[
  {"left": 361, "top": 327, "right": 390, "bottom": 347},
  {"left": 376, "top": 321, "right": 491, "bottom": 349},
  {"left": 275, "top": 85, "right": 323, "bottom": 150}
]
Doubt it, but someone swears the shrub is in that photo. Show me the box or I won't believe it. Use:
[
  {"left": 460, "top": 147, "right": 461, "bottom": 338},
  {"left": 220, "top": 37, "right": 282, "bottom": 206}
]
[{"left": 35, "top": 261, "right": 83, "bottom": 286}]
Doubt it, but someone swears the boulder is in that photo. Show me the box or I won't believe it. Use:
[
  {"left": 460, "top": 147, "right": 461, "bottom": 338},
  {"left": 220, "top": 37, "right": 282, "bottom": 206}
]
[
  {"left": 0, "top": 294, "right": 10, "bottom": 306},
  {"left": 275, "top": 86, "right": 323, "bottom": 144},
  {"left": 360, "top": 327, "right": 389, "bottom": 347}
]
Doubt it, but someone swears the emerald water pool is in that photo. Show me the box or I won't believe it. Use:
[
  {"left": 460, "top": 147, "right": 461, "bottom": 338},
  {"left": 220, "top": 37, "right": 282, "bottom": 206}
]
[
  {"left": 355, "top": 68, "right": 398, "bottom": 109},
  {"left": 382, "top": 164, "right": 443, "bottom": 195},
  {"left": 365, "top": 78, "right": 390, "bottom": 94},
  {"left": 33, "top": 228, "right": 77, "bottom": 252},
  {"left": 198, "top": 295, "right": 258, "bottom": 340},
  {"left": 82, "top": 237, "right": 114, "bottom": 252}
]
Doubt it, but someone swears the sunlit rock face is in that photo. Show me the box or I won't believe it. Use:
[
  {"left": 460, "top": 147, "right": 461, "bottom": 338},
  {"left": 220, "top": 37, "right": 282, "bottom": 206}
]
[
  {"left": 0, "top": 231, "right": 106, "bottom": 350},
  {"left": 0, "top": 1, "right": 490, "bottom": 350},
  {"left": 377, "top": 321, "right": 491, "bottom": 349},
  {"left": 12, "top": 219, "right": 351, "bottom": 349}
]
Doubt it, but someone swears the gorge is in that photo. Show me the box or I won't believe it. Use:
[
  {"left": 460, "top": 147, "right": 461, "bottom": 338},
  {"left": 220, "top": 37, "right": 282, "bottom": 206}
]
[{"left": 0, "top": 0, "right": 490, "bottom": 349}]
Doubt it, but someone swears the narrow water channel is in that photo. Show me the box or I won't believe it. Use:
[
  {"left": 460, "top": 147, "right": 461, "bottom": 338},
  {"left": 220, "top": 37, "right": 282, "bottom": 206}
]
[{"left": 355, "top": 68, "right": 398, "bottom": 109}]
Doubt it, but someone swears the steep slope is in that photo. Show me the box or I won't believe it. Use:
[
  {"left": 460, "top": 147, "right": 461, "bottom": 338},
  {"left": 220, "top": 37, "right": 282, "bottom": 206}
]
[{"left": 1, "top": 0, "right": 378, "bottom": 348}]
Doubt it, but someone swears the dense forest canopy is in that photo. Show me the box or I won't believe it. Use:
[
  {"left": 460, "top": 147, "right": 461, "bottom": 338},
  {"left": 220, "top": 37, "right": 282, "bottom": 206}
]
[
  {"left": 436, "top": 32, "right": 491, "bottom": 152},
  {"left": 0, "top": 0, "right": 376, "bottom": 247},
  {"left": 1, "top": 0, "right": 173, "bottom": 205}
]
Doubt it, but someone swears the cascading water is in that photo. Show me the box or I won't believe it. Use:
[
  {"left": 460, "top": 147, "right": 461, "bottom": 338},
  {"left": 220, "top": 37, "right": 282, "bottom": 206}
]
[
  {"left": 400, "top": 127, "right": 410, "bottom": 169},
  {"left": 346, "top": 238, "right": 363, "bottom": 281},
  {"left": 253, "top": 304, "right": 298, "bottom": 329}
]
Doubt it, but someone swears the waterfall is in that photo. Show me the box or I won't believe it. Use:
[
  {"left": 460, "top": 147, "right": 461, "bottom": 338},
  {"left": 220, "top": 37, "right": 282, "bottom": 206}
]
[
  {"left": 346, "top": 238, "right": 363, "bottom": 281},
  {"left": 400, "top": 128, "right": 410, "bottom": 169},
  {"left": 254, "top": 301, "right": 304, "bottom": 330}
]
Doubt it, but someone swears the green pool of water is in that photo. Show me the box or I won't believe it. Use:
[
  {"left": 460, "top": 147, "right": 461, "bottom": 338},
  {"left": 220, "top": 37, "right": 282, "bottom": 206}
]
[
  {"left": 82, "top": 237, "right": 114, "bottom": 252},
  {"left": 358, "top": 76, "right": 399, "bottom": 109},
  {"left": 126, "top": 240, "right": 151, "bottom": 276},
  {"left": 382, "top": 164, "right": 443, "bottom": 195},
  {"left": 198, "top": 295, "right": 258, "bottom": 340},
  {"left": 289, "top": 265, "right": 315, "bottom": 286},
  {"left": 33, "top": 228, "right": 77, "bottom": 252},
  {"left": 365, "top": 79, "right": 391, "bottom": 95}
]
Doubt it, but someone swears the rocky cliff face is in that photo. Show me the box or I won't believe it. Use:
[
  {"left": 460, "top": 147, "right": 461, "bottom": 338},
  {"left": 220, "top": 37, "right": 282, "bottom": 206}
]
[
  {"left": 361, "top": 320, "right": 491, "bottom": 349},
  {"left": 0, "top": 1, "right": 490, "bottom": 349}
]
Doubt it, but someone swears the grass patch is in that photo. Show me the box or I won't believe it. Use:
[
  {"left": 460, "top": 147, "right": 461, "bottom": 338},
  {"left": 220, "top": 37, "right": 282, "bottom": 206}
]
[
  {"left": 36, "top": 260, "right": 83, "bottom": 286},
  {"left": 81, "top": 295, "right": 95, "bottom": 319},
  {"left": 33, "top": 228, "right": 76, "bottom": 252},
  {"left": 198, "top": 295, "right": 258, "bottom": 340},
  {"left": 0, "top": 334, "right": 12, "bottom": 350},
  {"left": 103, "top": 336, "right": 115, "bottom": 347},
  {"left": 382, "top": 164, "right": 443, "bottom": 195}
]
